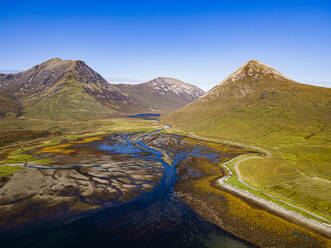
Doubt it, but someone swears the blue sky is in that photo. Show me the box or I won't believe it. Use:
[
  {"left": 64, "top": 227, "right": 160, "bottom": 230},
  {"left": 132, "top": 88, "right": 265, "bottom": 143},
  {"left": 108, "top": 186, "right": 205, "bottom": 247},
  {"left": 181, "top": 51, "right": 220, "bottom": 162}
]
[{"left": 1, "top": 0, "right": 330, "bottom": 90}]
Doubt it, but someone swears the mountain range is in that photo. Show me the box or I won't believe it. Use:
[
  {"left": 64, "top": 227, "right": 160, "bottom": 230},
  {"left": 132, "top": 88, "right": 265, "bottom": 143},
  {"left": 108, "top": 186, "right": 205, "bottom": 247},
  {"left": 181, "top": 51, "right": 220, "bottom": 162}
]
[
  {"left": 0, "top": 58, "right": 204, "bottom": 119},
  {"left": 0, "top": 57, "right": 330, "bottom": 224}
]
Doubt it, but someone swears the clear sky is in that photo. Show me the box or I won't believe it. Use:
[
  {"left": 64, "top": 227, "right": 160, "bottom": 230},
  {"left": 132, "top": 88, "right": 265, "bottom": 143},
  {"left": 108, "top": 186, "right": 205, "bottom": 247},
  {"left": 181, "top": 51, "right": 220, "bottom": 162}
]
[{"left": 1, "top": 0, "right": 330, "bottom": 90}]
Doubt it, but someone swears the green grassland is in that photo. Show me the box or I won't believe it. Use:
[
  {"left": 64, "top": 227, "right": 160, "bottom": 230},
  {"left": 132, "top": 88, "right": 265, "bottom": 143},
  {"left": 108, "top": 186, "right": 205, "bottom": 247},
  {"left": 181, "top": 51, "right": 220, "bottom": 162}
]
[
  {"left": 0, "top": 117, "right": 160, "bottom": 134},
  {"left": 164, "top": 78, "right": 331, "bottom": 221},
  {"left": 222, "top": 154, "right": 329, "bottom": 223},
  {"left": 0, "top": 130, "right": 53, "bottom": 147}
]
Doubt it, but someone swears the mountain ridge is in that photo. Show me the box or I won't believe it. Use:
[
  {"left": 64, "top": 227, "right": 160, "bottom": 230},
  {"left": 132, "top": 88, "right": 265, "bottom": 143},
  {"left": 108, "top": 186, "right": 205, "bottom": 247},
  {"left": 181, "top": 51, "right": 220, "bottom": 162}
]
[{"left": 0, "top": 58, "right": 204, "bottom": 119}]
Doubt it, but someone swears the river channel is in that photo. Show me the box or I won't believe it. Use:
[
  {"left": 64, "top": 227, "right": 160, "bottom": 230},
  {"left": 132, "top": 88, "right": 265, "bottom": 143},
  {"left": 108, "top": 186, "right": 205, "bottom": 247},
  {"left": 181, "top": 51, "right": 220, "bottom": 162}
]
[{"left": 0, "top": 116, "right": 253, "bottom": 248}]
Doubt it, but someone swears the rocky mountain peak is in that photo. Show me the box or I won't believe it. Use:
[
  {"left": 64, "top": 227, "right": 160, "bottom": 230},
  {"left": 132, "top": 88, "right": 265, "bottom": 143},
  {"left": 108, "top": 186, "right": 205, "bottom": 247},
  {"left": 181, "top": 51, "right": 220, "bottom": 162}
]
[
  {"left": 38, "top": 58, "right": 87, "bottom": 71},
  {"left": 146, "top": 77, "right": 204, "bottom": 98},
  {"left": 0, "top": 58, "right": 122, "bottom": 100},
  {"left": 199, "top": 60, "right": 295, "bottom": 101},
  {"left": 36, "top": 58, "right": 65, "bottom": 69},
  {"left": 43, "top": 57, "right": 63, "bottom": 64},
  {"left": 219, "top": 60, "right": 290, "bottom": 86}
]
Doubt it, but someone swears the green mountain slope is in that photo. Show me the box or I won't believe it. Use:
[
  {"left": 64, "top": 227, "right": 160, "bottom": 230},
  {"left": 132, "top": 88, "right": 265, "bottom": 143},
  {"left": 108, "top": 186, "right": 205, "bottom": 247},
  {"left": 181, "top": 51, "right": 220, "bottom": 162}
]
[
  {"left": 113, "top": 77, "right": 204, "bottom": 113},
  {"left": 164, "top": 60, "right": 331, "bottom": 220},
  {"left": 0, "top": 58, "right": 133, "bottom": 119},
  {"left": 23, "top": 74, "right": 117, "bottom": 120},
  {"left": 0, "top": 92, "right": 21, "bottom": 118}
]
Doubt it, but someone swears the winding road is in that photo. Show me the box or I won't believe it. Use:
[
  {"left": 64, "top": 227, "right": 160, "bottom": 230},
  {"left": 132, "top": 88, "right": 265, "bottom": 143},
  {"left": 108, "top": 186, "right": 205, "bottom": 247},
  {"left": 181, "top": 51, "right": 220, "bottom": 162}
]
[
  {"left": 182, "top": 130, "right": 331, "bottom": 235},
  {"left": 217, "top": 149, "right": 331, "bottom": 237},
  {"left": 1, "top": 124, "right": 330, "bottom": 237}
]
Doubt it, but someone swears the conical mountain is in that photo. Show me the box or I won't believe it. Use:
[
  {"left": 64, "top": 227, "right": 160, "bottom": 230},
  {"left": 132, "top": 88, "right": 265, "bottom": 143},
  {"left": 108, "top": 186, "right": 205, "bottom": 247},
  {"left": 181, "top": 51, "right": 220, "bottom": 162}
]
[
  {"left": 113, "top": 77, "right": 204, "bottom": 112},
  {"left": 164, "top": 59, "right": 331, "bottom": 142},
  {"left": 163, "top": 60, "right": 331, "bottom": 220}
]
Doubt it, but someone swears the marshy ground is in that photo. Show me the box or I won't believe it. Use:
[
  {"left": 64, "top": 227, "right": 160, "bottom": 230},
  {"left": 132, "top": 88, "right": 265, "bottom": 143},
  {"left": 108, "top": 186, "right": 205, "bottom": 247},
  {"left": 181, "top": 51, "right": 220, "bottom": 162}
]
[{"left": 0, "top": 120, "right": 329, "bottom": 247}]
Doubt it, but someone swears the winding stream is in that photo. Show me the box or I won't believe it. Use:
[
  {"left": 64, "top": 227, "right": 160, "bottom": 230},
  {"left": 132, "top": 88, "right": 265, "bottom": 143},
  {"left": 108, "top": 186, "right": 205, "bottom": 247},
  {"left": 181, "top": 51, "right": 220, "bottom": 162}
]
[{"left": 0, "top": 121, "right": 253, "bottom": 248}]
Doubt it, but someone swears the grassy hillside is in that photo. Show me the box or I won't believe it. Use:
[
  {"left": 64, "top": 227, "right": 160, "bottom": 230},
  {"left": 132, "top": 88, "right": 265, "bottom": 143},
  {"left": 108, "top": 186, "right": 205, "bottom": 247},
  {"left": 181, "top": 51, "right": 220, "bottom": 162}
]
[
  {"left": 164, "top": 60, "right": 331, "bottom": 220},
  {"left": 0, "top": 92, "right": 21, "bottom": 117},
  {"left": 0, "top": 58, "right": 132, "bottom": 120},
  {"left": 23, "top": 74, "right": 117, "bottom": 120}
]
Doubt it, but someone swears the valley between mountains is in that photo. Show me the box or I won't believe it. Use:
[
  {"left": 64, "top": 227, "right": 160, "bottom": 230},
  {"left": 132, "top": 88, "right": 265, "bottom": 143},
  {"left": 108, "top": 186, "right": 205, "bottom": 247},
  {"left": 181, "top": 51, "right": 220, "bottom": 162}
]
[{"left": 0, "top": 59, "right": 330, "bottom": 248}]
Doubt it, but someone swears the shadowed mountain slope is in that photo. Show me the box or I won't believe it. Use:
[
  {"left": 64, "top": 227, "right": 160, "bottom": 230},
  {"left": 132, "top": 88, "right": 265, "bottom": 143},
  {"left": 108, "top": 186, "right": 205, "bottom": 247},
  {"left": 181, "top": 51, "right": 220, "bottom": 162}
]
[
  {"left": 114, "top": 77, "right": 204, "bottom": 113},
  {"left": 0, "top": 92, "right": 22, "bottom": 118}
]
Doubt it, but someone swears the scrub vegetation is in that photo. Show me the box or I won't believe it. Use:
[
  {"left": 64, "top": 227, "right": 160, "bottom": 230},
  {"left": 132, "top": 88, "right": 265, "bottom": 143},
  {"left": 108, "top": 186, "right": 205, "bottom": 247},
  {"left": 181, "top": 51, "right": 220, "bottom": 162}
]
[{"left": 0, "top": 117, "right": 163, "bottom": 176}]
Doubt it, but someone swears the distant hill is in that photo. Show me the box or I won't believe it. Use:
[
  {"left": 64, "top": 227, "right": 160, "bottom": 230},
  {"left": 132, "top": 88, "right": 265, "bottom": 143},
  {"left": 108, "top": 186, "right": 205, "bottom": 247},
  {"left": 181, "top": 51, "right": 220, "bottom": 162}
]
[
  {"left": 114, "top": 77, "right": 204, "bottom": 113},
  {"left": 0, "top": 59, "right": 203, "bottom": 119},
  {"left": 164, "top": 60, "right": 331, "bottom": 219}
]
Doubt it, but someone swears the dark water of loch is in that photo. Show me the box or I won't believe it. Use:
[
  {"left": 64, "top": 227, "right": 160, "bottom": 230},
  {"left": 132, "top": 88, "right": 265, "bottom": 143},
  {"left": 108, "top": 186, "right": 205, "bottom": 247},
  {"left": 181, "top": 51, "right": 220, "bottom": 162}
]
[
  {"left": 0, "top": 117, "right": 253, "bottom": 248},
  {"left": 127, "top": 113, "right": 161, "bottom": 118},
  {"left": 127, "top": 113, "right": 161, "bottom": 121}
]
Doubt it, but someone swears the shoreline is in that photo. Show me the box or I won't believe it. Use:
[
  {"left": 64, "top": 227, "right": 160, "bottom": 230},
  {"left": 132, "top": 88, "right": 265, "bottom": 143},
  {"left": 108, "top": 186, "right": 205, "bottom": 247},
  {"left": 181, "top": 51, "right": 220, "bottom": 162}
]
[
  {"left": 1, "top": 126, "right": 330, "bottom": 246},
  {"left": 217, "top": 154, "right": 331, "bottom": 238},
  {"left": 165, "top": 128, "right": 331, "bottom": 239}
]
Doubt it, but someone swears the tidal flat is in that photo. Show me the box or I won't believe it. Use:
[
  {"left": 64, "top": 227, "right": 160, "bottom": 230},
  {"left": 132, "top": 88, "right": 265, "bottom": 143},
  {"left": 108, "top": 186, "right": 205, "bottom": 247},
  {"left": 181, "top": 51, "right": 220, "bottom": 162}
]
[{"left": 0, "top": 130, "right": 329, "bottom": 247}]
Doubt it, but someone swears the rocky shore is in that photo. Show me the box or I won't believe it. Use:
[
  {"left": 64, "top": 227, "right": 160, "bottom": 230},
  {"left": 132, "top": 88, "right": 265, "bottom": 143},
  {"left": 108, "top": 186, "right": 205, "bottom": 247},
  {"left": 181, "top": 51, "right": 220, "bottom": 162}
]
[{"left": 171, "top": 139, "right": 331, "bottom": 248}]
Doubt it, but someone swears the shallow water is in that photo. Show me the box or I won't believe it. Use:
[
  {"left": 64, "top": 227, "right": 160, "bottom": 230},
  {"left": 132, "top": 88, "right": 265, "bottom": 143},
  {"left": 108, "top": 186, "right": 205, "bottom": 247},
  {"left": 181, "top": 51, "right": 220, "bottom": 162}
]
[
  {"left": 2, "top": 191, "right": 250, "bottom": 248},
  {"left": 0, "top": 128, "right": 253, "bottom": 248},
  {"left": 127, "top": 113, "right": 161, "bottom": 118},
  {"left": 127, "top": 113, "right": 161, "bottom": 121}
]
